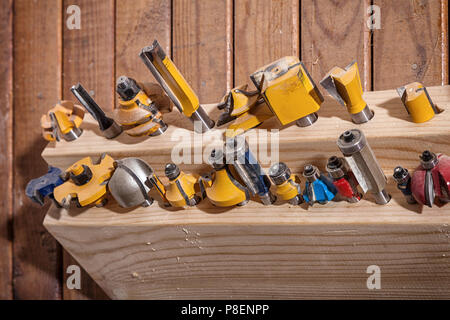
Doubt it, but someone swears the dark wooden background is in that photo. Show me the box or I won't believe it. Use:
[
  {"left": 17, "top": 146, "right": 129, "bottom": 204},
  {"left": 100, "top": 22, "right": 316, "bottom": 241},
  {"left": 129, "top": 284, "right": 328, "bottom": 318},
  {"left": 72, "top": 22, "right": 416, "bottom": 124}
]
[{"left": 0, "top": 0, "right": 448, "bottom": 299}]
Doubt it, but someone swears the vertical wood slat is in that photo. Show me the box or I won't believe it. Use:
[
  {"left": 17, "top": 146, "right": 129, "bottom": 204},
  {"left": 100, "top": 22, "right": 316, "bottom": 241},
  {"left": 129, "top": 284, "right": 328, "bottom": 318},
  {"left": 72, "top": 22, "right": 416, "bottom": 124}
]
[
  {"left": 301, "top": 0, "right": 371, "bottom": 90},
  {"left": 172, "top": 0, "right": 233, "bottom": 103},
  {"left": 373, "top": 0, "right": 449, "bottom": 90},
  {"left": 0, "top": 0, "right": 13, "bottom": 300},
  {"left": 234, "top": 0, "right": 299, "bottom": 87},
  {"left": 61, "top": 0, "right": 114, "bottom": 299},
  {"left": 115, "top": 0, "right": 171, "bottom": 88},
  {"left": 13, "top": 0, "right": 63, "bottom": 299}
]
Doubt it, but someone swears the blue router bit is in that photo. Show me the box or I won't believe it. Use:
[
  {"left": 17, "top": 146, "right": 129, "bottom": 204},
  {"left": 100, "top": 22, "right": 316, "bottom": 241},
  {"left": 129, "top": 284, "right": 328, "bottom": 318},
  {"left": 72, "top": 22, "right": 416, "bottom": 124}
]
[
  {"left": 302, "top": 165, "right": 337, "bottom": 205},
  {"left": 25, "top": 166, "right": 64, "bottom": 206}
]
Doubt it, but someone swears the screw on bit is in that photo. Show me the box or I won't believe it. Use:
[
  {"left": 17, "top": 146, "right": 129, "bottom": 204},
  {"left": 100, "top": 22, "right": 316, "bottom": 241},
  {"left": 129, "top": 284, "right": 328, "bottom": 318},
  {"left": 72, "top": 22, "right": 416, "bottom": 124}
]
[
  {"left": 393, "top": 166, "right": 417, "bottom": 204},
  {"left": 71, "top": 83, "right": 122, "bottom": 139},
  {"left": 337, "top": 129, "right": 391, "bottom": 205}
]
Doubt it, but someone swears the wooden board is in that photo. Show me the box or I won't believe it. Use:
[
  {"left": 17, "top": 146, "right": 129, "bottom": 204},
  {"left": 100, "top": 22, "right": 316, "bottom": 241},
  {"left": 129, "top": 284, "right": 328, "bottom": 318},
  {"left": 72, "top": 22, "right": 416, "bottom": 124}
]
[
  {"left": 61, "top": 0, "right": 113, "bottom": 300},
  {"left": 301, "top": 0, "right": 371, "bottom": 90},
  {"left": 43, "top": 85, "right": 450, "bottom": 299},
  {"left": 13, "top": 0, "right": 63, "bottom": 300},
  {"left": 0, "top": 0, "right": 13, "bottom": 300},
  {"left": 173, "top": 0, "right": 233, "bottom": 103},
  {"left": 373, "top": 0, "right": 449, "bottom": 89},
  {"left": 234, "top": 0, "right": 299, "bottom": 87}
]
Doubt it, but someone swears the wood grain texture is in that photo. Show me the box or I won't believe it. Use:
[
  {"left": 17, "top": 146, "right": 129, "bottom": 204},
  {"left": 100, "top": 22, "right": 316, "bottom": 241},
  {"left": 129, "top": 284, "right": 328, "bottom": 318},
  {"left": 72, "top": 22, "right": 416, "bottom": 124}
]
[
  {"left": 115, "top": 0, "right": 171, "bottom": 88},
  {"left": 234, "top": 0, "right": 299, "bottom": 86},
  {"left": 0, "top": 0, "right": 13, "bottom": 300},
  {"left": 13, "top": 0, "right": 63, "bottom": 299},
  {"left": 61, "top": 0, "right": 113, "bottom": 299},
  {"left": 301, "top": 0, "right": 371, "bottom": 90},
  {"left": 42, "top": 85, "right": 450, "bottom": 178},
  {"left": 373, "top": 0, "right": 449, "bottom": 89},
  {"left": 44, "top": 205, "right": 450, "bottom": 299},
  {"left": 173, "top": 0, "right": 233, "bottom": 103}
]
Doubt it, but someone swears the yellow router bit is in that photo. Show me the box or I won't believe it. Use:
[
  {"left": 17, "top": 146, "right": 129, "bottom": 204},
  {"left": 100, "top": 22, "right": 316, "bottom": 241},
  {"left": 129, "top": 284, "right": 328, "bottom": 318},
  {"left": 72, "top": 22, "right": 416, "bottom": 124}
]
[
  {"left": 217, "top": 84, "right": 273, "bottom": 138},
  {"left": 41, "top": 101, "right": 85, "bottom": 142},
  {"left": 53, "top": 154, "right": 115, "bottom": 208},
  {"left": 250, "top": 56, "right": 324, "bottom": 127},
  {"left": 320, "top": 61, "right": 374, "bottom": 124},
  {"left": 164, "top": 163, "right": 201, "bottom": 207},
  {"left": 140, "top": 40, "right": 215, "bottom": 133},
  {"left": 268, "top": 162, "right": 303, "bottom": 205},
  {"left": 199, "top": 148, "right": 250, "bottom": 207},
  {"left": 115, "top": 76, "right": 169, "bottom": 137},
  {"left": 396, "top": 82, "right": 440, "bottom": 123}
]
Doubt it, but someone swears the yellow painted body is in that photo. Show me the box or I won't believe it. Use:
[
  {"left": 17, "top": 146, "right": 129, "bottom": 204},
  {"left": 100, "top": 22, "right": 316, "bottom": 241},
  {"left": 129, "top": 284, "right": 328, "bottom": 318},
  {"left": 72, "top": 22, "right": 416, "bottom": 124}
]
[
  {"left": 274, "top": 174, "right": 301, "bottom": 202},
  {"left": 149, "top": 174, "right": 168, "bottom": 203},
  {"left": 326, "top": 62, "right": 366, "bottom": 114},
  {"left": 41, "top": 101, "right": 84, "bottom": 141},
  {"left": 165, "top": 172, "right": 199, "bottom": 208},
  {"left": 252, "top": 56, "right": 323, "bottom": 125},
  {"left": 54, "top": 155, "right": 115, "bottom": 207},
  {"left": 400, "top": 82, "right": 438, "bottom": 123},
  {"left": 116, "top": 90, "right": 164, "bottom": 136},
  {"left": 150, "top": 54, "right": 199, "bottom": 117},
  {"left": 201, "top": 168, "right": 248, "bottom": 207}
]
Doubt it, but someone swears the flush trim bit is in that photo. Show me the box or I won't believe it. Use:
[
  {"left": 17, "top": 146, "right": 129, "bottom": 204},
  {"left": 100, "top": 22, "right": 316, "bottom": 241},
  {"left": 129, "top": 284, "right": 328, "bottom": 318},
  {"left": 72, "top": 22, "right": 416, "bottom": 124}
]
[
  {"left": 337, "top": 129, "right": 390, "bottom": 205},
  {"left": 320, "top": 61, "right": 373, "bottom": 124},
  {"left": 393, "top": 166, "right": 417, "bottom": 205},
  {"left": 140, "top": 40, "right": 215, "bottom": 133}
]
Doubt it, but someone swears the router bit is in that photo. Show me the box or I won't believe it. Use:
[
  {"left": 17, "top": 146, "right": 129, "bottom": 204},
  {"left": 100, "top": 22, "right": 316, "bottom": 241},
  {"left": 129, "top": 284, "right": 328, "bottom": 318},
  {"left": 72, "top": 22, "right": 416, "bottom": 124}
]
[
  {"left": 108, "top": 158, "right": 159, "bottom": 208},
  {"left": 217, "top": 84, "right": 273, "bottom": 138},
  {"left": 250, "top": 56, "right": 323, "bottom": 128},
  {"left": 199, "top": 148, "right": 250, "bottom": 207},
  {"left": 320, "top": 61, "right": 373, "bottom": 124},
  {"left": 25, "top": 166, "right": 64, "bottom": 206},
  {"left": 411, "top": 151, "right": 450, "bottom": 207},
  {"left": 71, "top": 83, "right": 122, "bottom": 139},
  {"left": 53, "top": 154, "right": 115, "bottom": 208},
  {"left": 225, "top": 136, "right": 275, "bottom": 205},
  {"left": 397, "top": 82, "right": 440, "bottom": 123},
  {"left": 116, "top": 76, "right": 168, "bottom": 137},
  {"left": 337, "top": 129, "right": 390, "bottom": 205},
  {"left": 393, "top": 166, "right": 416, "bottom": 204},
  {"left": 268, "top": 162, "right": 302, "bottom": 205},
  {"left": 41, "top": 101, "right": 85, "bottom": 142},
  {"left": 302, "top": 165, "right": 337, "bottom": 206},
  {"left": 326, "top": 156, "right": 362, "bottom": 203},
  {"left": 140, "top": 40, "right": 215, "bottom": 133},
  {"left": 164, "top": 163, "right": 201, "bottom": 207}
]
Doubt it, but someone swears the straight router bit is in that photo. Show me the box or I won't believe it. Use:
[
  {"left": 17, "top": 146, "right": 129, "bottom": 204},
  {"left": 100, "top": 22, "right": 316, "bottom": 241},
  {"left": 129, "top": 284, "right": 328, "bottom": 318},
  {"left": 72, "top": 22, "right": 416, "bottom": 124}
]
[
  {"left": 140, "top": 40, "right": 215, "bottom": 133},
  {"left": 71, "top": 83, "right": 122, "bottom": 139},
  {"left": 225, "top": 136, "right": 275, "bottom": 205},
  {"left": 326, "top": 156, "right": 362, "bottom": 203},
  {"left": 337, "top": 129, "right": 390, "bottom": 205},
  {"left": 393, "top": 166, "right": 416, "bottom": 204},
  {"left": 320, "top": 61, "right": 373, "bottom": 124}
]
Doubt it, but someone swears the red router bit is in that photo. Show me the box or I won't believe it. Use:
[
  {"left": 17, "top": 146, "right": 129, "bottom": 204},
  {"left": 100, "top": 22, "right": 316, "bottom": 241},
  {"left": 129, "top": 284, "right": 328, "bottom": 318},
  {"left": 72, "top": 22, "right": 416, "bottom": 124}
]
[
  {"left": 411, "top": 150, "right": 450, "bottom": 207},
  {"left": 326, "top": 156, "right": 362, "bottom": 203}
]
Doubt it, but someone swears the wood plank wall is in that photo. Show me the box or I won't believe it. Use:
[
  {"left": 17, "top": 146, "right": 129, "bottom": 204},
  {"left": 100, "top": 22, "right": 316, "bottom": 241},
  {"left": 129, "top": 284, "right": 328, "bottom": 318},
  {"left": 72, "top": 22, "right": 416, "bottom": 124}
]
[{"left": 0, "top": 0, "right": 448, "bottom": 299}]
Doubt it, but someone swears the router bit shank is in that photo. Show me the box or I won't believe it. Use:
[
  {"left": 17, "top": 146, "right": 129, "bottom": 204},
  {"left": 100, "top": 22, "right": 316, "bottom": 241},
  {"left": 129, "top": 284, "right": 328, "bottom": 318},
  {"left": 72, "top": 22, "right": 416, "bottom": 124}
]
[{"left": 337, "top": 129, "right": 390, "bottom": 205}]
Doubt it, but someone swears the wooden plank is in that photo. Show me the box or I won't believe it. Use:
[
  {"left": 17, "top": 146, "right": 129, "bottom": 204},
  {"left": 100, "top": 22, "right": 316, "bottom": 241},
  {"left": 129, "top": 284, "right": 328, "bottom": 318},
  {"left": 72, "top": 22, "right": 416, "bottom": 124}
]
[
  {"left": 234, "top": 0, "right": 299, "bottom": 86},
  {"left": 61, "top": 0, "right": 114, "bottom": 299},
  {"left": 0, "top": 0, "right": 13, "bottom": 300},
  {"left": 115, "top": 0, "right": 171, "bottom": 86},
  {"left": 44, "top": 203, "right": 450, "bottom": 299},
  {"left": 301, "top": 0, "right": 372, "bottom": 90},
  {"left": 172, "top": 0, "right": 233, "bottom": 103},
  {"left": 42, "top": 85, "right": 450, "bottom": 177},
  {"left": 13, "top": 0, "right": 63, "bottom": 299},
  {"left": 373, "top": 0, "right": 449, "bottom": 90}
]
